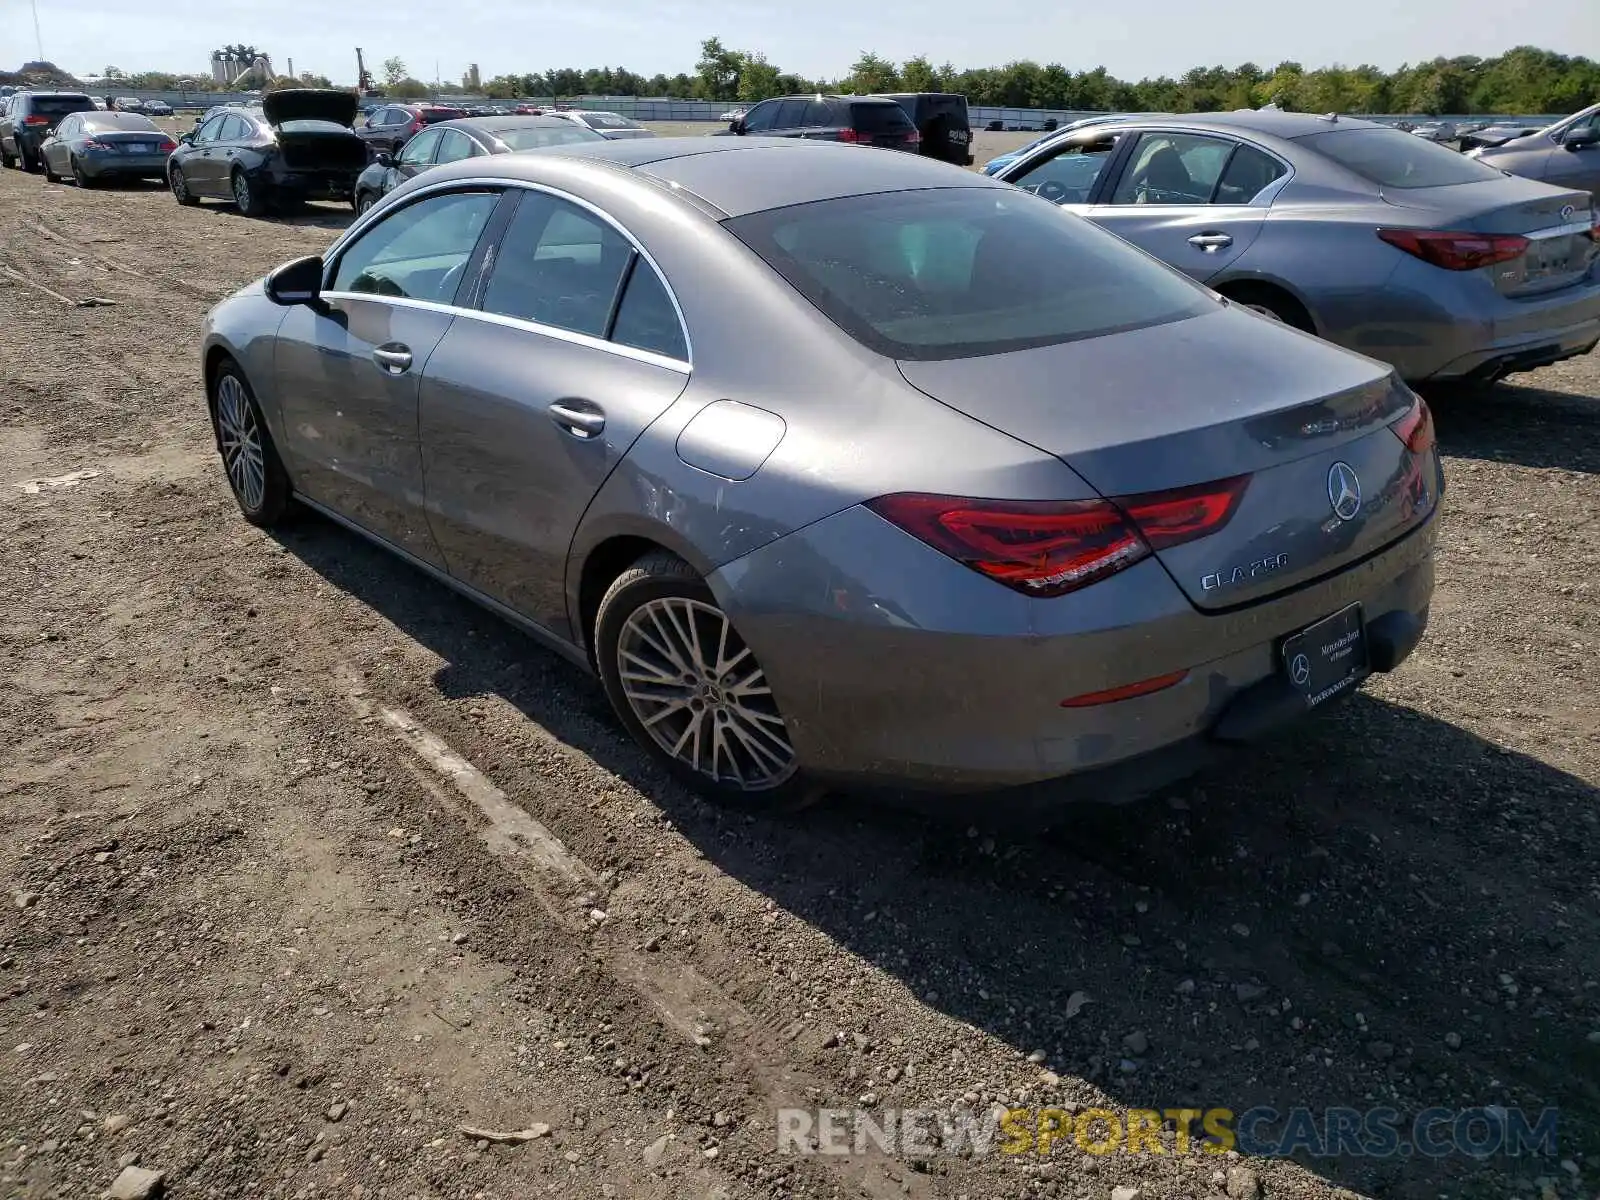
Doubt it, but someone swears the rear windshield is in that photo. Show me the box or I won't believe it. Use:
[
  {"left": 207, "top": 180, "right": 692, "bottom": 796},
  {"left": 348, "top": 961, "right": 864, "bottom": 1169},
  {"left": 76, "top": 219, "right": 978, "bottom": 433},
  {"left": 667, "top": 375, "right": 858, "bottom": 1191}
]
[
  {"left": 422, "top": 108, "right": 467, "bottom": 123},
  {"left": 849, "top": 103, "right": 915, "bottom": 134},
  {"left": 492, "top": 125, "right": 603, "bottom": 150},
  {"left": 278, "top": 119, "right": 351, "bottom": 134},
  {"left": 1299, "top": 127, "right": 1507, "bottom": 188},
  {"left": 726, "top": 188, "right": 1212, "bottom": 361},
  {"left": 31, "top": 96, "right": 95, "bottom": 116},
  {"left": 581, "top": 112, "right": 639, "bottom": 129},
  {"left": 86, "top": 114, "right": 159, "bottom": 132}
]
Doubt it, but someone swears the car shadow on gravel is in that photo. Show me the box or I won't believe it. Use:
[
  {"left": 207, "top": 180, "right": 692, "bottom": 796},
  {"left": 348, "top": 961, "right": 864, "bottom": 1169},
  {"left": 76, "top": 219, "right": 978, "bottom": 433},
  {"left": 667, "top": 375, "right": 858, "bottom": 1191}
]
[
  {"left": 275, "top": 518, "right": 1599, "bottom": 1200},
  {"left": 1424, "top": 378, "right": 1600, "bottom": 473}
]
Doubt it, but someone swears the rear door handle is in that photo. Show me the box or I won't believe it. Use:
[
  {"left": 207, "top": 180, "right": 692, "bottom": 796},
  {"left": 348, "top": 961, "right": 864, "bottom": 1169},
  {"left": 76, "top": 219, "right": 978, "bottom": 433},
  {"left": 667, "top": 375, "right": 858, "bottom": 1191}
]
[
  {"left": 372, "top": 345, "right": 413, "bottom": 374},
  {"left": 548, "top": 400, "right": 605, "bottom": 439},
  {"left": 1188, "top": 232, "right": 1233, "bottom": 251}
]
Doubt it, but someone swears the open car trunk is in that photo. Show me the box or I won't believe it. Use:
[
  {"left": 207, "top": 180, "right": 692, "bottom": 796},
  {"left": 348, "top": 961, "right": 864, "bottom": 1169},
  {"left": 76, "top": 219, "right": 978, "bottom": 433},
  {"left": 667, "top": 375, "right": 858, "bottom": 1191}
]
[{"left": 277, "top": 128, "right": 368, "bottom": 174}]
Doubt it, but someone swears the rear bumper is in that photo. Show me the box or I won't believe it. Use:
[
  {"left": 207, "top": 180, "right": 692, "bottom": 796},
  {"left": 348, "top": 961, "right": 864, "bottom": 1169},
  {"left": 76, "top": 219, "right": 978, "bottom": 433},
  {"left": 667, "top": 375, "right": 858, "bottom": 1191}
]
[
  {"left": 710, "top": 497, "right": 1439, "bottom": 798},
  {"left": 81, "top": 154, "right": 170, "bottom": 177},
  {"left": 264, "top": 167, "right": 360, "bottom": 199},
  {"left": 1366, "top": 257, "right": 1600, "bottom": 381}
]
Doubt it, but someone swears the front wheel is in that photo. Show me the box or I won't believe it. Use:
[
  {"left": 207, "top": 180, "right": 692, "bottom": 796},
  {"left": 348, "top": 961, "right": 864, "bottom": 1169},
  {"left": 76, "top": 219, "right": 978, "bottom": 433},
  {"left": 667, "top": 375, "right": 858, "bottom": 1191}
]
[
  {"left": 0, "top": 147, "right": 14, "bottom": 169},
  {"left": 354, "top": 190, "right": 377, "bottom": 215},
  {"left": 231, "top": 169, "right": 268, "bottom": 218},
  {"left": 594, "top": 553, "right": 813, "bottom": 809},
  {"left": 210, "top": 361, "right": 296, "bottom": 527},
  {"left": 41, "top": 153, "right": 58, "bottom": 182}
]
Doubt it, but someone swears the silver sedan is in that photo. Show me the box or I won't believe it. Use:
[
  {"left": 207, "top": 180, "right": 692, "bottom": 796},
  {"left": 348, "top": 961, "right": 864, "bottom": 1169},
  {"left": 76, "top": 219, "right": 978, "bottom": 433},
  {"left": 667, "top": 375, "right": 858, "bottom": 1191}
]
[
  {"left": 994, "top": 110, "right": 1600, "bottom": 384},
  {"left": 200, "top": 139, "right": 1441, "bottom": 807}
]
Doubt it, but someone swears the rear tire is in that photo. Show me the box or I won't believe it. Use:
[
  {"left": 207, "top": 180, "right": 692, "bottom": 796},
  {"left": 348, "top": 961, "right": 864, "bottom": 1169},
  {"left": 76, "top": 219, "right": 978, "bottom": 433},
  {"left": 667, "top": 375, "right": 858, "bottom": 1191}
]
[
  {"left": 71, "top": 157, "right": 92, "bottom": 188},
  {"left": 1, "top": 147, "right": 14, "bottom": 169},
  {"left": 209, "top": 360, "right": 297, "bottom": 528},
  {"left": 1220, "top": 283, "right": 1315, "bottom": 333},
  {"left": 231, "top": 168, "right": 268, "bottom": 219},
  {"left": 594, "top": 552, "right": 818, "bottom": 811},
  {"left": 169, "top": 164, "right": 198, "bottom": 206},
  {"left": 20, "top": 147, "right": 40, "bottom": 173}
]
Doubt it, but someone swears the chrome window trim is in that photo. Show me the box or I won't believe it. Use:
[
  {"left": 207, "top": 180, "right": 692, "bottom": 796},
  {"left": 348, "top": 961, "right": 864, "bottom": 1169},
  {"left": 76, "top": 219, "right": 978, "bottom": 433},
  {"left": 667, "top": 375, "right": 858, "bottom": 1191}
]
[
  {"left": 318, "top": 290, "right": 691, "bottom": 374},
  {"left": 322, "top": 175, "right": 694, "bottom": 367}
]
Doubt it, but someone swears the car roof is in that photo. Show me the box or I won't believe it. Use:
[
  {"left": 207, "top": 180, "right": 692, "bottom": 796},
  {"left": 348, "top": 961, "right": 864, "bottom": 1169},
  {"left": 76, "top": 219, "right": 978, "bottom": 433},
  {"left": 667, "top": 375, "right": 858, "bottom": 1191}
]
[
  {"left": 420, "top": 135, "right": 1004, "bottom": 218},
  {"left": 435, "top": 115, "right": 581, "bottom": 134},
  {"left": 1126, "top": 109, "right": 1386, "bottom": 140}
]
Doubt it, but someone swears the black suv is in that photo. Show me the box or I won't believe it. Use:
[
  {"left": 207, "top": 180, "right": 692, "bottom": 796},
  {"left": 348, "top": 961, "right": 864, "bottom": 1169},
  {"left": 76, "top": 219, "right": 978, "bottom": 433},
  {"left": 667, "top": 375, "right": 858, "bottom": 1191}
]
[
  {"left": 720, "top": 95, "right": 920, "bottom": 152},
  {"left": 1, "top": 91, "right": 97, "bottom": 172},
  {"left": 882, "top": 93, "right": 974, "bottom": 166}
]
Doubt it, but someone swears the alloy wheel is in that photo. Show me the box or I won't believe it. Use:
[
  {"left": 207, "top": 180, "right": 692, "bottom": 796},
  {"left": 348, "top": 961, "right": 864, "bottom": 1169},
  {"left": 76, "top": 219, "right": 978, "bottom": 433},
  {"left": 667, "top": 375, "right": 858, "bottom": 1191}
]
[
  {"left": 233, "top": 173, "right": 251, "bottom": 211},
  {"left": 170, "top": 168, "right": 189, "bottom": 202},
  {"left": 214, "top": 374, "right": 266, "bottom": 512},
  {"left": 1245, "top": 303, "right": 1285, "bottom": 323},
  {"left": 616, "top": 596, "right": 796, "bottom": 790}
]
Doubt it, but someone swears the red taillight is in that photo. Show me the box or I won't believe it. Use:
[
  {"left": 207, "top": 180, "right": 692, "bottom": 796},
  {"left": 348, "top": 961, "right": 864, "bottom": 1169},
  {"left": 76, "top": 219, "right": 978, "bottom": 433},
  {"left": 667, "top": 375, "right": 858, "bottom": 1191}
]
[
  {"left": 410, "top": 117, "right": 426, "bottom": 133},
  {"left": 905, "top": 130, "right": 921, "bottom": 144},
  {"left": 865, "top": 476, "right": 1248, "bottom": 598},
  {"left": 1377, "top": 228, "right": 1528, "bottom": 271},
  {"left": 157, "top": 139, "right": 177, "bottom": 153},
  {"left": 836, "top": 128, "right": 864, "bottom": 143},
  {"left": 83, "top": 139, "right": 109, "bottom": 150},
  {"left": 1060, "top": 671, "right": 1189, "bottom": 708},
  {"left": 23, "top": 115, "right": 49, "bottom": 126},
  {"left": 1390, "top": 394, "right": 1436, "bottom": 455}
]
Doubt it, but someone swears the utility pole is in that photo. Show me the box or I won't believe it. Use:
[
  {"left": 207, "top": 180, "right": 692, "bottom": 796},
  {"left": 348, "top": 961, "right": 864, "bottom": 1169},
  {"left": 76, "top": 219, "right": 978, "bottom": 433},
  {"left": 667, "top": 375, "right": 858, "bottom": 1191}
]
[{"left": 355, "top": 47, "right": 367, "bottom": 95}]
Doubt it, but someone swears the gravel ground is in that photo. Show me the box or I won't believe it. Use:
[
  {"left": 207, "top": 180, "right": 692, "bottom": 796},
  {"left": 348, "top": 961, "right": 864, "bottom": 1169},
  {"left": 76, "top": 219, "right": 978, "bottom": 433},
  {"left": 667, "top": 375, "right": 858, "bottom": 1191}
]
[{"left": 1, "top": 153, "right": 1598, "bottom": 1200}]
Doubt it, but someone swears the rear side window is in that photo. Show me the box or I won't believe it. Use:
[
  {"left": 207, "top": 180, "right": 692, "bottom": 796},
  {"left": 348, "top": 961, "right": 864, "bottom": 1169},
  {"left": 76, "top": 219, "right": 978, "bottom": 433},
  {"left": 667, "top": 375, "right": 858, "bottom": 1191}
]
[
  {"left": 611, "top": 262, "right": 687, "bottom": 360},
  {"left": 850, "top": 103, "right": 915, "bottom": 134},
  {"left": 802, "top": 100, "right": 832, "bottom": 126},
  {"left": 1215, "top": 144, "right": 1288, "bottom": 204},
  {"left": 1300, "top": 127, "right": 1505, "bottom": 188},
  {"left": 726, "top": 187, "right": 1212, "bottom": 361},
  {"left": 494, "top": 125, "right": 601, "bottom": 150}
]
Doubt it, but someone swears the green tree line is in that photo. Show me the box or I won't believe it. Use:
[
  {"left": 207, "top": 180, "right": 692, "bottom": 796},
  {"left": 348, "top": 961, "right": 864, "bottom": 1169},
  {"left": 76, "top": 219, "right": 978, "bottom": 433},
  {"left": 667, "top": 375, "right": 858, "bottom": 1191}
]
[{"left": 478, "top": 41, "right": 1598, "bottom": 115}]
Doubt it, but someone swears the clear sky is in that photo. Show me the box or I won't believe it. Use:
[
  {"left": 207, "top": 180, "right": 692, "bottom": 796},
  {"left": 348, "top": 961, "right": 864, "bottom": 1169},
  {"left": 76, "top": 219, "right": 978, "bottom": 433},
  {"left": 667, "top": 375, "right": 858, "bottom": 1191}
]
[{"left": 7, "top": 0, "right": 1598, "bottom": 85}]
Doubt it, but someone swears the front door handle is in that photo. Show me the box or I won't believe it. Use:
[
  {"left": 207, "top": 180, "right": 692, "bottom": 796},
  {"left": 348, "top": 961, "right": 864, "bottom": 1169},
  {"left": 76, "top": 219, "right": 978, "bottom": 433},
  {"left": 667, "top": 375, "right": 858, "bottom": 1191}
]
[
  {"left": 1188, "top": 232, "right": 1233, "bottom": 251},
  {"left": 548, "top": 400, "right": 605, "bottom": 439},
  {"left": 372, "top": 345, "right": 413, "bottom": 374}
]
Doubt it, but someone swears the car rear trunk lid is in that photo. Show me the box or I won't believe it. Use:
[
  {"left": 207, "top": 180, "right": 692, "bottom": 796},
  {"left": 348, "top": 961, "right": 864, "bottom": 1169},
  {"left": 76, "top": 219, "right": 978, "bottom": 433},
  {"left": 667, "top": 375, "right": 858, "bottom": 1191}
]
[
  {"left": 896, "top": 307, "right": 1439, "bottom": 610},
  {"left": 1382, "top": 180, "right": 1597, "bottom": 297},
  {"left": 263, "top": 88, "right": 358, "bottom": 128}
]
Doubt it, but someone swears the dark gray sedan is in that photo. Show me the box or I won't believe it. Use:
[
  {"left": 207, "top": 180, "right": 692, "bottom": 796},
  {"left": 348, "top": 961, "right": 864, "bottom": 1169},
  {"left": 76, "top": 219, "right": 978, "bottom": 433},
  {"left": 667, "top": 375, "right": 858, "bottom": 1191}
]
[
  {"left": 352, "top": 115, "right": 604, "bottom": 213},
  {"left": 995, "top": 109, "right": 1600, "bottom": 384},
  {"left": 39, "top": 110, "right": 176, "bottom": 186},
  {"left": 198, "top": 139, "right": 1441, "bottom": 807},
  {"left": 1467, "top": 102, "right": 1600, "bottom": 201}
]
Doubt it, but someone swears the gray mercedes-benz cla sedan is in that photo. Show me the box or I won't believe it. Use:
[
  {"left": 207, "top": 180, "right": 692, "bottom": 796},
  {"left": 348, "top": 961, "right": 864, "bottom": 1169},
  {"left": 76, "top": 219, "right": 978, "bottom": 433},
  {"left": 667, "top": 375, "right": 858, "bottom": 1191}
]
[{"left": 199, "top": 138, "right": 1443, "bottom": 807}]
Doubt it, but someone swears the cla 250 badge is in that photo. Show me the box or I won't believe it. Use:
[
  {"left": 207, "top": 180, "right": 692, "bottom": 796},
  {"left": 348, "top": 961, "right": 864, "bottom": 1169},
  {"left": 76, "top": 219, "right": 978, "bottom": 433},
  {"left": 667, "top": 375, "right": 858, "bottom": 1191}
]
[{"left": 1202, "top": 553, "right": 1289, "bottom": 593}]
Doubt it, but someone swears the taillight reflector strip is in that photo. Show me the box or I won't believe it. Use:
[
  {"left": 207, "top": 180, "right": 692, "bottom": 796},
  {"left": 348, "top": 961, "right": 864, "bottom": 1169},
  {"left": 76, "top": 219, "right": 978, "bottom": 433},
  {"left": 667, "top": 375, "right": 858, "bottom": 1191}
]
[{"left": 1060, "top": 670, "right": 1188, "bottom": 708}]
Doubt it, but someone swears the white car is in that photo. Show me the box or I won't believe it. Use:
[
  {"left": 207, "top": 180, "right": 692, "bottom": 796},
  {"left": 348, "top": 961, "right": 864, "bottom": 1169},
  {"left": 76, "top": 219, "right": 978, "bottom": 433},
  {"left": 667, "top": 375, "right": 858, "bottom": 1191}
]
[{"left": 543, "top": 109, "right": 656, "bottom": 140}]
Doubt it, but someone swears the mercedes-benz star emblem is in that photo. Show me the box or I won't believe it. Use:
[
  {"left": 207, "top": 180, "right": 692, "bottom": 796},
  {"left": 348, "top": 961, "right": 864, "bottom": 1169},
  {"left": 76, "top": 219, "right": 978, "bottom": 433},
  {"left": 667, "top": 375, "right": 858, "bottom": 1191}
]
[
  {"left": 1327, "top": 461, "right": 1362, "bottom": 521},
  {"left": 1290, "top": 653, "right": 1311, "bottom": 686},
  {"left": 1561, "top": 204, "right": 1576, "bottom": 221}
]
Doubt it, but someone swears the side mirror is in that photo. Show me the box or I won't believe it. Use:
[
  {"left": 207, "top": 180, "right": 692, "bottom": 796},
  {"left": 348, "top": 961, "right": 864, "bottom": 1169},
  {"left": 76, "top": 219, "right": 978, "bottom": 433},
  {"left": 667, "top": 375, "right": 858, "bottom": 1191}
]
[
  {"left": 177, "top": 132, "right": 193, "bottom": 145},
  {"left": 265, "top": 254, "right": 325, "bottom": 307},
  {"left": 1561, "top": 127, "right": 1599, "bottom": 150},
  {"left": 374, "top": 150, "right": 393, "bottom": 167}
]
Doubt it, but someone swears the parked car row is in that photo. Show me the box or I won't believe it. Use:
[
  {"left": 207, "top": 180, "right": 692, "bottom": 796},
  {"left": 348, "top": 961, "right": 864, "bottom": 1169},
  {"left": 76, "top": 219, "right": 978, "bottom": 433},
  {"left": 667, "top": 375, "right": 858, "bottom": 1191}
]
[{"left": 15, "top": 88, "right": 1596, "bottom": 809}]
